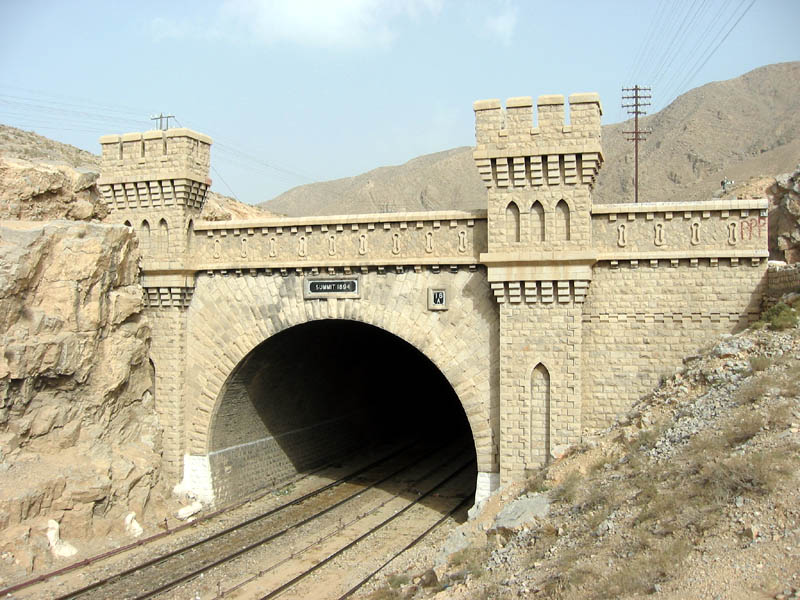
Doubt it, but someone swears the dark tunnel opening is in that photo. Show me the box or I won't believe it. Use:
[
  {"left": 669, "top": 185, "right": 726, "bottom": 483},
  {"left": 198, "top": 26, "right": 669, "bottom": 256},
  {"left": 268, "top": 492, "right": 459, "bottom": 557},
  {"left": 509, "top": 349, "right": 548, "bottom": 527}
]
[{"left": 209, "top": 319, "right": 477, "bottom": 504}]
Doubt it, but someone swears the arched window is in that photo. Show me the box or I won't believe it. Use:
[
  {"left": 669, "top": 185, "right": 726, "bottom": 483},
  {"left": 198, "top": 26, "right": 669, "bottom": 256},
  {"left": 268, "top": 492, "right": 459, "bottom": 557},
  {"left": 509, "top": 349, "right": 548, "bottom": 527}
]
[
  {"left": 123, "top": 220, "right": 132, "bottom": 228},
  {"left": 531, "top": 363, "right": 551, "bottom": 463},
  {"left": 505, "top": 201, "right": 521, "bottom": 243},
  {"left": 530, "top": 201, "right": 545, "bottom": 242},
  {"left": 140, "top": 220, "right": 151, "bottom": 254},
  {"left": 555, "top": 199, "right": 571, "bottom": 241},
  {"left": 159, "top": 218, "right": 169, "bottom": 255},
  {"left": 187, "top": 219, "right": 194, "bottom": 253}
]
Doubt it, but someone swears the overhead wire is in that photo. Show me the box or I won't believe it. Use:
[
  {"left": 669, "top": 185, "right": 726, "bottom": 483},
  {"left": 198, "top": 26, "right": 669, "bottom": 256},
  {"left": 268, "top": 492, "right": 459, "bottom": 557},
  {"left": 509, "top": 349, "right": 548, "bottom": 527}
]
[
  {"left": 621, "top": 0, "right": 757, "bottom": 117},
  {"left": 647, "top": 0, "right": 702, "bottom": 91},
  {"left": 656, "top": 0, "right": 732, "bottom": 104},
  {"left": 638, "top": 0, "right": 690, "bottom": 84},
  {"left": 663, "top": 0, "right": 756, "bottom": 103},
  {"left": 650, "top": 0, "right": 713, "bottom": 94},
  {"left": 0, "top": 87, "right": 324, "bottom": 203}
]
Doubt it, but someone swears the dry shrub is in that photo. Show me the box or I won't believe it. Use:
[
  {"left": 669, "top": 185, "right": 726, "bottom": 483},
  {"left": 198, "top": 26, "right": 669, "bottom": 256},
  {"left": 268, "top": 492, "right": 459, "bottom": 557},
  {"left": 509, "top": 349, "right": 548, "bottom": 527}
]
[
  {"left": 767, "top": 400, "right": 795, "bottom": 429},
  {"left": 386, "top": 573, "right": 409, "bottom": 589},
  {"left": 448, "top": 545, "right": 490, "bottom": 579},
  {"left": 721, "top": 410, "right": 764, "bottom": 447},
  {"left": 687, "top": 430, "right": 724, "bottom": 455},
  {"left": 749, "top": 354, "right": 771, "bottom": 372},
  {"left": 736, "top": 375, "right": 770, "bottom": 404},
  {"left": 551, "top": 470, "right": 583, "bottom": 504},
  {"left": 778, "top": 369, "right": 800, "bottom": 398},
  {"left": 691, "top": 446, "right": 796, "bottom": 502},
  {"left": 588, "top": 453, "right": 614, "bottom": 474},
  {"left": 633, "top": 488, "right": 680, "bottom": 527},
  {"left": 368, "top": 587, "right": 401, "bottom": 600},
  {"left": 524, "top": 468, "right": 548, "bottom": 493},
  {"left": 595, "top": 536, "right": 691, "bottom": 598}
]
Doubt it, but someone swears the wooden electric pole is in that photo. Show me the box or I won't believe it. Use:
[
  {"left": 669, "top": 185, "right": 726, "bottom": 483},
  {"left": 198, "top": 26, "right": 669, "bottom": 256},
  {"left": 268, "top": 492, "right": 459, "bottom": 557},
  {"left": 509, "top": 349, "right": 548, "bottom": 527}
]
[
  {"left": 622, "top": 86, "right": 652, "bottom": 203},
  {"left": 150, "top": 113, "right": 175, "bottom": 131}
]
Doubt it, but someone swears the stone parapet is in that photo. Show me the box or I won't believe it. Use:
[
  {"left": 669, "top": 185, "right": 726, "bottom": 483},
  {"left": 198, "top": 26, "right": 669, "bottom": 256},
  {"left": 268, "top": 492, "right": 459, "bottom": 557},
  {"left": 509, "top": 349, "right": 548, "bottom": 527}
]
[
  {"left": 98, "top": 128, "right": 212, "bottom": 187},
  {"left": 592, "top": 199, "right": 768, "bottom": 258},
  {"left": 766, "top": 261, "right": 800, "bottom": 298},
  {"left": 192, "top": 210, "right": 486, "bottom": 270}
]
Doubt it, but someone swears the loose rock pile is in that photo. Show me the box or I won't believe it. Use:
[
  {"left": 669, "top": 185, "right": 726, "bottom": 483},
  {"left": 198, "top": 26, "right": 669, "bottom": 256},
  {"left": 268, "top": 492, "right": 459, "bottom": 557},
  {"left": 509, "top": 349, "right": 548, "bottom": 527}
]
[{"left": 360, "top": 320, "right": 800, "bottom": 600}]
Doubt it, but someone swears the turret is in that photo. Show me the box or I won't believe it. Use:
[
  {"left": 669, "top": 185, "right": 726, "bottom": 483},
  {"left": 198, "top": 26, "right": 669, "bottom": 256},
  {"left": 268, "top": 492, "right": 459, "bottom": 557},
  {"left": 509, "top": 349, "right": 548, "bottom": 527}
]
[
  {"left": 97, "top": 128, "right": 212, "bottom": 271},
  {"left": 474, "top": 94, "right": 603, "bottom": 253}
]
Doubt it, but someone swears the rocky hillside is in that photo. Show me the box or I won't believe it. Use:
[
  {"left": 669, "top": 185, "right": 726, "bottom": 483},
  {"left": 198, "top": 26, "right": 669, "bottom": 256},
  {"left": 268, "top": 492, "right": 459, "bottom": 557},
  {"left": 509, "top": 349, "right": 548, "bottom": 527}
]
[
  {"left": 768, "top": 165, "right": 800, "bottom": 263},
  {"left": 359, "top": 299, "right": 800, "bottom": 600},
  {"left": 260, "top": 147, "right": 486, "bottom": 217},
  {"left": 262, "top": 62, "right": 800, "bottom": 216},
  {"left": 0, "top": 221, "right": 166, "bottom": 577}
]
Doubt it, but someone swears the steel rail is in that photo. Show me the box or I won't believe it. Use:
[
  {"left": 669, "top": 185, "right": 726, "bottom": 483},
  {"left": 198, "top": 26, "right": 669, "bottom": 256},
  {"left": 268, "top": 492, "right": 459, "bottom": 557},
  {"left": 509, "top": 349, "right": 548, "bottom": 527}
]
[
  {"left": 53, "top": 440, "right": 453, "bottom": 600},
  {"left": 213, "top": 448, "right": 471, "bottom": 598},
  {"left": 256, "top": 459, "right": 475, "bottom": 600},
  {"left": 44, "top": 440, "right": 423, "bottom": 600},
  {"left": 337, "top": 493, "right": 473, "bottom": 599},
  {"left": 0, "top": 442, "right": 405, "bottom": 599}
]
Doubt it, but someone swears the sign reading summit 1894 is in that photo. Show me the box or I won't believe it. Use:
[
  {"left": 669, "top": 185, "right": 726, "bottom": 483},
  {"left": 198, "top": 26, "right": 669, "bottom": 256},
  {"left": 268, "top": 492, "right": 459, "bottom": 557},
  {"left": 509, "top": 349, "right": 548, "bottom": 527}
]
[{"left": 303, "top": 277, "right": 360, "bottom": 299}]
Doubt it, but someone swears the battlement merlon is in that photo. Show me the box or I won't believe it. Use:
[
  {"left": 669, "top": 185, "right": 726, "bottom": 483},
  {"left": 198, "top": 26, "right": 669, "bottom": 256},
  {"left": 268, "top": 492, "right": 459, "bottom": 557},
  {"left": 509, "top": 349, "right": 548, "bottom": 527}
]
[
  {"left": 473, "top": 93, "right": 603, "bottom": 158},
  {"left": 97, "top": 128, "right": 213, "bottom": 186}
]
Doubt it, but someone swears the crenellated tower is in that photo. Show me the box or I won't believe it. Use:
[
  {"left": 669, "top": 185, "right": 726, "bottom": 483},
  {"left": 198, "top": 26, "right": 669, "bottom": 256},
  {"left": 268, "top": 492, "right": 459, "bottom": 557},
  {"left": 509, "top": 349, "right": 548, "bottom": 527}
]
[
  {"left": 97, "top": 128, "right": 212, "bottom": 283},
  {"left": 474, "top": 94, "right": 603, "bottom": 482},
  {"left": 97, "top": 128, "right": 212, "bottom": 481},
  {"left": 474, "top": 94, "right": 602, "bottom": 254}
]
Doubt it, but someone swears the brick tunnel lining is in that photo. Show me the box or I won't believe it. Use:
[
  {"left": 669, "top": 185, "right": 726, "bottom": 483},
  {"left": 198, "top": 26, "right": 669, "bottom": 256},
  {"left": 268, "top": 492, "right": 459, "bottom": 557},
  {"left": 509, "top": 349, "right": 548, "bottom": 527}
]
[{"left": 208, "top": 319, "right": 475, "bottom": 501}]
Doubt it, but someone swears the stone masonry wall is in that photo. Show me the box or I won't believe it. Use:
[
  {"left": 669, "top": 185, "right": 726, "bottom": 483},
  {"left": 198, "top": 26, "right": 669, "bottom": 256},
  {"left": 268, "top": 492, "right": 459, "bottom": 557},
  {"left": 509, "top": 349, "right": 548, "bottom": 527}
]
[
  {"left": 582, "top": 260, "right": 767, "bottom": 429},
  {"left": 98, "top": 129, "right": 211, "bottom": 184},
  {"left": 192, "top": 210, "right": 486, "bottom": 270},
  {"left": 144, "top": 307, "right": 187, "bottom": 482},
  {"left": 497, "top": 300, "right": 582, "bottom": 481},
  {"left": 767, "top": 262, "right": 800, "bottom": 298},
  {"left": 208, "top": 417, "right": 362, "bottom": 504},
  {"left": 181, "top": 267, "right": 499, "bottom": 501}
]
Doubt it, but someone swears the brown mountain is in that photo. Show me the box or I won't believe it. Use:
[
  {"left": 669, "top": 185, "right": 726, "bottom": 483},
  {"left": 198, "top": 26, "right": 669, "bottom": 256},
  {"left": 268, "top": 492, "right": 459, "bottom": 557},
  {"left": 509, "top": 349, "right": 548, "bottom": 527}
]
[{"left": 261, "top": 62, "right": 800, "bottom": 216}]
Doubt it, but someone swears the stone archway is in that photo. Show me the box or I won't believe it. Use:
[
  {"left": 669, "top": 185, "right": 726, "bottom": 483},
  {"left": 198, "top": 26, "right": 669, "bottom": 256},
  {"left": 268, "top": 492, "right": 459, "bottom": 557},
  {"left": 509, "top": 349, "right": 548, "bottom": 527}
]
[{"left": 180, "top": 269, "right": 499, "bottom": 504}]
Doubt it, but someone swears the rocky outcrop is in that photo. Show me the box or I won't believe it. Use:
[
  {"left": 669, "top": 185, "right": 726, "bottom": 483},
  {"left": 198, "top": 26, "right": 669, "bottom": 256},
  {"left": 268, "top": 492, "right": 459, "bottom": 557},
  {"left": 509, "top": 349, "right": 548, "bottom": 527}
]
[
  {"left": 768, "top": 165, "right": 800, "bottom": 263},
  {"left": 0, "top": 221, "right": 165, "bottom": 575},
  {"left": 201, "top": 190, "right": 274, "bottom": 221},
  {"left": 0, "top": 157, "right": 108, "bottom": 222}
]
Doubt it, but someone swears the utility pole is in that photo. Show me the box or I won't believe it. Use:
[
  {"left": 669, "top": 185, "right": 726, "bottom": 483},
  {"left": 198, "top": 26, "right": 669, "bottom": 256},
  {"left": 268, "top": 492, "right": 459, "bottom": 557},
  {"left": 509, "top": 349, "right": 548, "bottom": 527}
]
[
  {"left": 621, "top": 86, "right": 652, "bottom": 203},
  {"left": 150, "top": 113, "right": 175, "bottom": 131}
]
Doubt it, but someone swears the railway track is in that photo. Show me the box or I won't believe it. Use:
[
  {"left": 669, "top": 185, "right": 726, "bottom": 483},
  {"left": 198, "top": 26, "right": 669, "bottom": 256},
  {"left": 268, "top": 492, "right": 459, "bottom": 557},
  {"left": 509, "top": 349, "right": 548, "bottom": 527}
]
[{"left": 11, "top": 438, "right": 474, "bottom": 600}]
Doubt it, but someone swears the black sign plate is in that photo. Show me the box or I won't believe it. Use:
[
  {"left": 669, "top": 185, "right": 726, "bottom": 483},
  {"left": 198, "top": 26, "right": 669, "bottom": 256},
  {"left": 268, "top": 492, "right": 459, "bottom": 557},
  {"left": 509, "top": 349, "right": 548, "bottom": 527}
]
[{"left": 309, "top": 279, "right": 357, "bottom": 294}]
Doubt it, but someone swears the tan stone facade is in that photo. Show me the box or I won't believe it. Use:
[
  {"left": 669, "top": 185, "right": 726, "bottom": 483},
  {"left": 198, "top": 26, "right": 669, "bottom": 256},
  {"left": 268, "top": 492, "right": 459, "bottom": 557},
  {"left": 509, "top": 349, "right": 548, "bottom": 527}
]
[{"left": 98, "top": 94, "right": 768, "bottom": 505}]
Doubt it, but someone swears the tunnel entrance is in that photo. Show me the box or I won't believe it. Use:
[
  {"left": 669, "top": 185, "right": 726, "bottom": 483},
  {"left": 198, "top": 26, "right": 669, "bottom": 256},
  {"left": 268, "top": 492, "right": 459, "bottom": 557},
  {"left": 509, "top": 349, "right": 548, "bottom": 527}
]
[{"left": 207, "top": 319, "right": 477, "bottom": 503}]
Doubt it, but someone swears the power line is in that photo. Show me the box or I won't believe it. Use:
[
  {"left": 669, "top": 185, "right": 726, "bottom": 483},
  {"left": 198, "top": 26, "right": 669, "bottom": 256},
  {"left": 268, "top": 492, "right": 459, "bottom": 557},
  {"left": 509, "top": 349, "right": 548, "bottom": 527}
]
[
  {"left": 664, "top": 0, "right": 756, "bottom": 102},
  {"left": 648, "top": 0, "right": 703, "bottom": 89},
  {"left": 621, "top": 85, "right": 652, "bottom": 204}
]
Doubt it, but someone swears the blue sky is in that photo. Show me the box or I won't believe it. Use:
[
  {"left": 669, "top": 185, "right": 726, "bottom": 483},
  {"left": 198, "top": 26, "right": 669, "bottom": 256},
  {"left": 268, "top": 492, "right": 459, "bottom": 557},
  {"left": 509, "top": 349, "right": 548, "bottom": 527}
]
[{"left": 1, "top": 0, "right": 798, "bottom": 204}]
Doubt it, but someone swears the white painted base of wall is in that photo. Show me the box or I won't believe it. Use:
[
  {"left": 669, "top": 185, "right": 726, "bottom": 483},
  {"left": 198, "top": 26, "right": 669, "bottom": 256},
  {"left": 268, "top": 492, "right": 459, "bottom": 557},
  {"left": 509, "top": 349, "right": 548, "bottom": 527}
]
[
  {"left": 468, "top": 471, "right": 501, "bottom": 519},
  {"left": 174, "top": 454, "right": 215, "bottom": 505},
  {"left": 475, "top": 471, "right": 500, "bottom": 505}
]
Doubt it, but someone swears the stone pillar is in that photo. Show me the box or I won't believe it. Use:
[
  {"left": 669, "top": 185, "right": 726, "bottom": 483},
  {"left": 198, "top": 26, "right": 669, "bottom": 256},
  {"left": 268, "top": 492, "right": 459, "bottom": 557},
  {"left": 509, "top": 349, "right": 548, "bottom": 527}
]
[
  {"left": 97, "top": 128, "right": 212, "bottom": 484},
  {"left": 474, "top": 93, "right": 603, "bottom": 482}
]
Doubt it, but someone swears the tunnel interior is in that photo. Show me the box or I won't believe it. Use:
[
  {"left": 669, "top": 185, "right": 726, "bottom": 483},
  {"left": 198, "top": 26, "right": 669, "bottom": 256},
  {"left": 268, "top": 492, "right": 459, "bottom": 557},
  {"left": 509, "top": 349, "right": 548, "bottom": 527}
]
[{"left": 208, "top": 319, "right": 476, "bottom": 501}]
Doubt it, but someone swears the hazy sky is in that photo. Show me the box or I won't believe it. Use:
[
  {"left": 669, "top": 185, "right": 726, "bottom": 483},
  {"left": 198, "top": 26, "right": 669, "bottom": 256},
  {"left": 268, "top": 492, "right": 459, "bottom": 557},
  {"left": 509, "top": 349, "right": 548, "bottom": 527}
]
[{"left": 1, "top": 0, "right": 798, "bottom": 204}]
